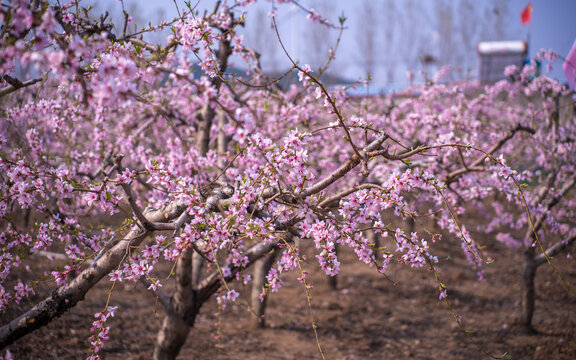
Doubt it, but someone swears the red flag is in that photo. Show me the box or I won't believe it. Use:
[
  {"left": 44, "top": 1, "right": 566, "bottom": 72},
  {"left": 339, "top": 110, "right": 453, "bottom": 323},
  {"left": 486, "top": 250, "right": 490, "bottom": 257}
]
[{"left": 521, "top": 2, "right": 533, "bottom": 26}]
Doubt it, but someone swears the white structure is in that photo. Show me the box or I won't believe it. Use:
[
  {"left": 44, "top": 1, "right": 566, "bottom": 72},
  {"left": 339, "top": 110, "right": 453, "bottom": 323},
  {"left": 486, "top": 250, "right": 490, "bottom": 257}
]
[{"left": 477, "top": 41, "right": 528, "bottom": 83}]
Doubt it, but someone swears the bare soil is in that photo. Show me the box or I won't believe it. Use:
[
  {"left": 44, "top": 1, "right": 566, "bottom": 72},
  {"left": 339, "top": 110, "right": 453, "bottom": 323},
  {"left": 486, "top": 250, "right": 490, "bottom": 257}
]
[{"left": 3, "top": 227, "right": 575, "bottom": 360}]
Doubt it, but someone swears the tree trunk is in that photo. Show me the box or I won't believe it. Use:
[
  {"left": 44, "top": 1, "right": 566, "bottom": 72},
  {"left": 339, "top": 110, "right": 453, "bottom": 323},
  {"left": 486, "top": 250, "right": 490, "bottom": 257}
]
[
  {"left": 406, "top": 216, "right": 415, "bottom": 234},
  {"left": 217, "top": 111, "right": 228, "bottom": 169},
  {"left": 192, "top": 251, "right": 204, "bottom": 289},
  {"left": 153, "top": 23, "right": 234, "bottom": 358},
  {"left": 250, "top": 250, "right": 278, "bottom": 328},
  {"left": 154, "top": 312, "right": 192, "bottom": 360},
  {"left": 519, "top": 246, "right": 537, "bottom": 334},
  {"left": 327, "top": 244, "right": 338, "bottom": 290},
  {"left": 366, "top": 228, "right": 380, "bottom": 255},
  {"left": 154, "top": 250, "right": 199, "bottom": 360}
]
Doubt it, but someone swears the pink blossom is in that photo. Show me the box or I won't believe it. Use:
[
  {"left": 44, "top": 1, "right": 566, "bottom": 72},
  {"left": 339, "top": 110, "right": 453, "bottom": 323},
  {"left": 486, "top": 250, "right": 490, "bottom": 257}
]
[
  {"left": 108, "top": 270, "right": 123, "bottom": 282},
  {"left": 504, "top": 65, "right": 518, "bottom": 77},
  {"left": 298, "top": 64, "right": 312, "bottom": 82},
  {"left": 13, "top": 282, "right": 34, "bottom": 303},
  {"left": 85, "top": 192, "right": 99, "bottom": 207},
  {"left": 266, "top": 268, "right": 283, "bottom": 292},
  {"left": 306, "top": 9, "right": 322, "bottom": 23},
  {"left": 226, "top": 289, "right": 239, "bottom": 301},
  {"left": 12, "top": 8, "right": 34, "bottom": 34},
  {"left": 40, "top": 9, "right": 58, "bottom": 33},
  {"left": 495, "top": 233, "right": 522, "bottom": 249},
  {"left": 61, "top": 12, "right": 75, "bottom": 24},
  {"left": 221, "top": 266, "right": 232, "bottom": 277},
  {"left": 439, "top": 289, "right": 447, "bottom": 300}
]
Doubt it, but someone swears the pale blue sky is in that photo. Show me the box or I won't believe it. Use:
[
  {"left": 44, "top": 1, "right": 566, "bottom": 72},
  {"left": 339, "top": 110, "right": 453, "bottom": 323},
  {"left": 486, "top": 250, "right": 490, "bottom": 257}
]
[
  {"left": 90, "top": 0, "right": 576, "bottom": 87},
  {"left": 511, "top": 0, "right": 576, "bottom": 75}
]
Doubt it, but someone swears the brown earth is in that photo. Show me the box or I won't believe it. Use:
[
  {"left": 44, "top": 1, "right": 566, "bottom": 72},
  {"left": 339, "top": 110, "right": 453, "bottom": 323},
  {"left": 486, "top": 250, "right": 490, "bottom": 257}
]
[{"left": 3, "top": 225, "right": 575, "bottom": 360}]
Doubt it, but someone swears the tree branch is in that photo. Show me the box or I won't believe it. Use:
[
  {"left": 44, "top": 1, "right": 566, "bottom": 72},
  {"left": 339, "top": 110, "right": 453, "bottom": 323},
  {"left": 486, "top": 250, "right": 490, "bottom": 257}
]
[
  {"left": 197, "top": 234, "right": 286, "bottom": 304},
  {"left": 0, "top": 76, "right": 42, "bottom": 98},
  {"left": 302, "top": 133, "right": 388, "bottom": 197},
  {"left": 318, "top": 183, "right": 388, "bottom": 208},
  {"left": 445, "top": 124, "right": 535, "bottom": 183},
  {"left": 535, "top": 235, "right": 576, "bottom": 266},
  {"left": 523, "top": 177, "right": 576, "bottom": 240},
  {"left": 0, "top": 201, "right": 187, "bottom": 348}
]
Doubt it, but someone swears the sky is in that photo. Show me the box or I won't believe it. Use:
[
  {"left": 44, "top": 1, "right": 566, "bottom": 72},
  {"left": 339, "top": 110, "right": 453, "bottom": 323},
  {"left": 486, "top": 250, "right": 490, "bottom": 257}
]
[
  {"left": 511, "top": 0, "right": 576, "bottom": 79},
  {"left": 89, "top": 0, "right": 576, "bottom": 89}
]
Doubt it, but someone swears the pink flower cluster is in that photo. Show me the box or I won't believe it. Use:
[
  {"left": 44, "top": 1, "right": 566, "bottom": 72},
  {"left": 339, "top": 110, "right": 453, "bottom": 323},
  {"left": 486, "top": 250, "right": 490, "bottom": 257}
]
[
  {"left": 0, "top": 1, "right": 574, "bottom": 356},
  {"left": 88, "top": 305, "right": 118, "bottom": 357}
]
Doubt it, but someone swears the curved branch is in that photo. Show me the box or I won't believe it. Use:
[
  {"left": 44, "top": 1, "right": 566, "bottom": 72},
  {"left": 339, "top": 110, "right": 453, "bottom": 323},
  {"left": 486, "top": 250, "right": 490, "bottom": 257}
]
[
  {"left": 197, "top": 234, "right": 287, "bottom": 304},
  {"left": 302, "top": 133, "right": 389, "bottom": 197},
  {"left": 318, "top": 183, "right": 388, "bottom": 208},
  {"left": 0, "top": 201, "right": 187, "bottom": 348},
  {"left": 368, "top": 145, "right": 427, "bottom": 161},
  {"left": 271, "top": 16, "right": 362, "bottom": 161},
  {"left": 0, "top": 76, "right": 42, "bottom": 98},
  {"left": 445, "top": 124, "right": 535, "bottom": 183}
]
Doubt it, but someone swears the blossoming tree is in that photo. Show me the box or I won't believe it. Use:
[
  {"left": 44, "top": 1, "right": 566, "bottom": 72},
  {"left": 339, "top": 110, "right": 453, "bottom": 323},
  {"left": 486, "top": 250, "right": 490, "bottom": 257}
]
[{"left": 0, "top": 1, "right": 574, "bottom": 359}]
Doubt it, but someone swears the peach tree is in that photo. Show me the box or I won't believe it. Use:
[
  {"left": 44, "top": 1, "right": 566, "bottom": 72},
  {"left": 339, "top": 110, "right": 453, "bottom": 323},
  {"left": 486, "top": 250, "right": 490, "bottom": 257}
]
[{"left": 0, "top": 1, "right": 574, "bottom": 359}]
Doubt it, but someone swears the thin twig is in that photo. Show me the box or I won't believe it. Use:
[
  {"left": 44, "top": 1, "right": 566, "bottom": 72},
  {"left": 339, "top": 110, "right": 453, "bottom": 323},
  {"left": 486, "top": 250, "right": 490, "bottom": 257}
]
[{"left": 271, "top": 17, "right": 362, "bottom": 162}]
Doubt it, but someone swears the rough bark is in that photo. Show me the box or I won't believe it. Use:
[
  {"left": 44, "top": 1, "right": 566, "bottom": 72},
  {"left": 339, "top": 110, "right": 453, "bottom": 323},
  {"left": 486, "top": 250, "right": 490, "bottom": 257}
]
[
  {"left": 154, "top": 312, "right": 192, "bottom": 360},
  {"left": 217, "top": 111, "right": 228, "bottom": 169},
  {"left": 191, "top": 251, "right": 204, "bottom": 289}
]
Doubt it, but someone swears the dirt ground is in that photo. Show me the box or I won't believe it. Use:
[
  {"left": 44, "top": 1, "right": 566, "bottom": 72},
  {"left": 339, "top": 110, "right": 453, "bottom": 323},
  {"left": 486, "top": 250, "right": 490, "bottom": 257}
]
[{"left": 2, "top": 223, "right": 575, "bottom": 360}]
